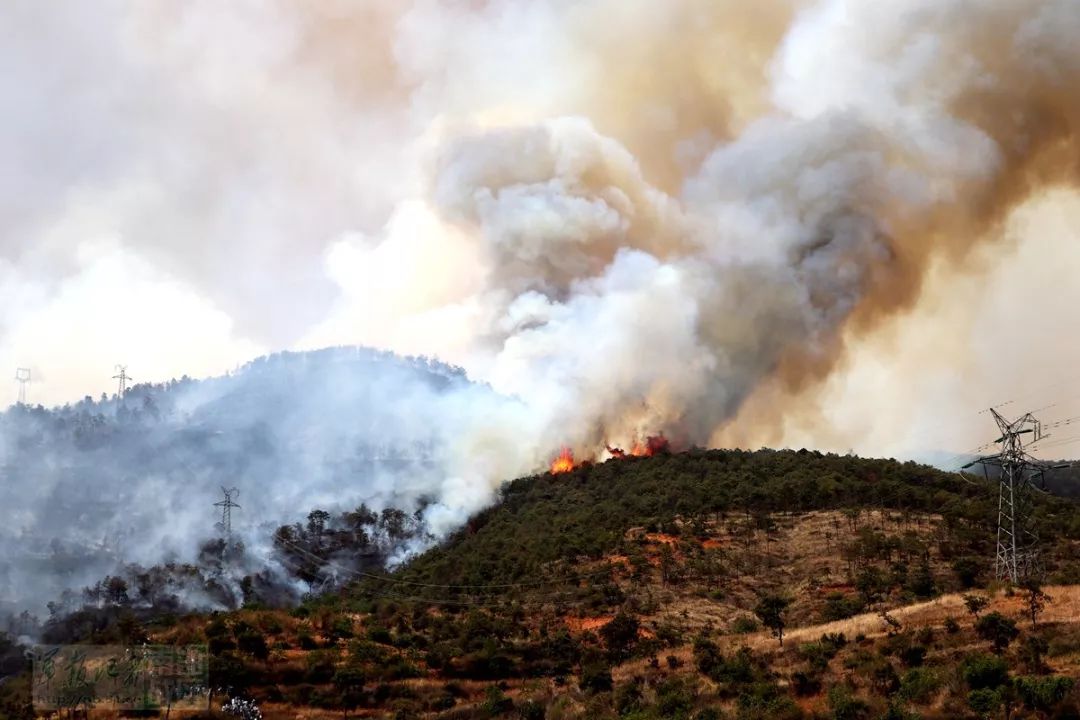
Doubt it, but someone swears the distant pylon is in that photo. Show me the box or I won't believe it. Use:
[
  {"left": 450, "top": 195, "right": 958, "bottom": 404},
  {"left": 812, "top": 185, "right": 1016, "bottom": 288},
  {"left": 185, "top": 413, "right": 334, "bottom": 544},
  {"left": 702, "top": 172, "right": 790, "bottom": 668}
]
[
  {"left": 214, "top": 487, "right": 241, "bottom": 538},
  {"left": 112, "top": 365, "right": 132, "bottom": 400},
  {"left": 14, "top": 368, "right": 31, "bottom": 405},
  {"left": 964, "top": 408, "right": 1069, "bottom": 583}
]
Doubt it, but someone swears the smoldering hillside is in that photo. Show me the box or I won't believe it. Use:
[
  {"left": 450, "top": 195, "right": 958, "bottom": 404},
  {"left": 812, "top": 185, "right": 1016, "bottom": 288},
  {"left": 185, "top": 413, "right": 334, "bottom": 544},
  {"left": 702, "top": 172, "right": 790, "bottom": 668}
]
[{"left": 0, "top": 347, "right": 524, "bottom": 618}]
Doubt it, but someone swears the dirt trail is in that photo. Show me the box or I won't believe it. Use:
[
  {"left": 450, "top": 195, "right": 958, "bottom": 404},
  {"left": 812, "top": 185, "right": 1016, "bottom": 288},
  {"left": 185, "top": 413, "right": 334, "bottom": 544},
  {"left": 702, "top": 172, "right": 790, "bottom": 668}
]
[{"left": 729, "top": 585, "right": 1080, "bottom": 651}]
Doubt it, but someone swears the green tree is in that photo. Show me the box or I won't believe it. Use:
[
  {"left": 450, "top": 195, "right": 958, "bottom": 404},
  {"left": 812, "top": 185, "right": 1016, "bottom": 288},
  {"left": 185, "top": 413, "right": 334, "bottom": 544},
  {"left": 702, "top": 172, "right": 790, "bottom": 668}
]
[
  {"left": 600, "top": 612, "right": 639, "bottom": 662},
  {"left": 951, "top": 557, "right": 981, "bottom": 589},
  {"left": 231, "top": 620, "right": 269, "bottom": 662},
  {"left": 1020, "top": 581, "right": 1050, "bottom": 630},
  {"left": 692, "top": 636, "right": 724, "bottom": 680},
  {"left": 974, "top": 612, "right": 1019, "bottom": 654},
  {"left": 1018, "top": 634, "right": 1049, "bottom": 674},
  {"left": 306, "top": 509, "right": 331, "bottom": 539},
  {"left": 855, "top": 566, "right": 888, "bottom": 607},
  {"left": 755, "top": 594, "right": 791, "bottom": 647},
  {"left": 579, "top": 657, "right": 613, "bottom": 694},
  {"left": 332, "top": 665, "right": 367, "bottom": 718},
  {"left": 906, "top": 557, "right": 935, "bottom": 598},
  {"left": 963, "top": 594, "right": 989, "bottom": 621}
]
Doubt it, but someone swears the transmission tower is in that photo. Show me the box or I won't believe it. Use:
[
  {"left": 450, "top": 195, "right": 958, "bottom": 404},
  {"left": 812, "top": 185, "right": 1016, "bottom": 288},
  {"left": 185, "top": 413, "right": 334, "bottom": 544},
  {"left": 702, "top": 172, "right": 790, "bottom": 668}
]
[
  {"left": 14, "top": 368, "right": 30, "bottom": 405},
  {"left": 112, "top": 364, "right": 132, "bottom": 400},
  {"left": 214, "top": 487, "right": 241, "bottom": 538},
  {"left": 963, "top": 408, "right": 1068, "bottom": 583}
]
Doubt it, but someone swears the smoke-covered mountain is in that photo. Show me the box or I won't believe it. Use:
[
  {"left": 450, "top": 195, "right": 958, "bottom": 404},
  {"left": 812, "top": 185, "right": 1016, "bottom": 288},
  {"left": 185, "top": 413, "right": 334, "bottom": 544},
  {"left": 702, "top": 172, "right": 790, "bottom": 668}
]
[{"left": 0, "top": 346, "right": 519, "bottom": 618}]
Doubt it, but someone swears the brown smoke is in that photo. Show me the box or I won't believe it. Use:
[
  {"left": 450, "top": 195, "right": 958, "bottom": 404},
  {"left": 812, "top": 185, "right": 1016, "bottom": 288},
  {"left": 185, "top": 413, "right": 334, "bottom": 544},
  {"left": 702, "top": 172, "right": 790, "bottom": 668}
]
[{"left": 720, "top": 0, "right": 1080, "bottom": 448}]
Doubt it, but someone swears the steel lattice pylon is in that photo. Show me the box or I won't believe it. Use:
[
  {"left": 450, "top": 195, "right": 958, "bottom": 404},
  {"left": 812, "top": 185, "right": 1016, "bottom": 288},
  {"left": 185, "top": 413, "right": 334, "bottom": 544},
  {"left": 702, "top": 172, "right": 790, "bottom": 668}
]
[
  {"left": 14, "top": 368, "right": 30, "bottom": 405},
  {"left": 964, "top": 409, "right": 1067, "bottom": 583},
  {"left": 214, "top": 486, "right": 241, "bottom": 539}
]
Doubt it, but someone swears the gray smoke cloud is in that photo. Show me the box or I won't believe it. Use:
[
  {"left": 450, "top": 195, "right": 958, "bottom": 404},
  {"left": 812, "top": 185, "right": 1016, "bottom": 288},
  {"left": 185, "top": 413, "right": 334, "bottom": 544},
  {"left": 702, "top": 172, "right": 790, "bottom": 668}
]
[{"left": 4, "top": 0, "right": 1080, "bottom": 615}]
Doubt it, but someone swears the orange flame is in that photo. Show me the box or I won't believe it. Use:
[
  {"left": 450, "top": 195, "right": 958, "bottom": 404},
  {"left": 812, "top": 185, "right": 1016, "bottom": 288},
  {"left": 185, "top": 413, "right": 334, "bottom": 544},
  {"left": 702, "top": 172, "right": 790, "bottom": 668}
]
[
  {"left": 550, "top": 447, "right": 575, "bottom": 474},
  {"left": 612, "top": 433, "right": 671, "bottom": 458},
  {"left": 553, "top": 434, "right": 670, "bottom": 473}
]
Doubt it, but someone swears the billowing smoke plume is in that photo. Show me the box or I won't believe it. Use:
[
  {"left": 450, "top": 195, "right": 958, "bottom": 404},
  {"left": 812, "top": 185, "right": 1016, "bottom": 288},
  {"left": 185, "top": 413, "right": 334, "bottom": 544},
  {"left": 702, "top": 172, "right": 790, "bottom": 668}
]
[{"left": 4, "top": 0, "right": 1080, "bottom": 614}]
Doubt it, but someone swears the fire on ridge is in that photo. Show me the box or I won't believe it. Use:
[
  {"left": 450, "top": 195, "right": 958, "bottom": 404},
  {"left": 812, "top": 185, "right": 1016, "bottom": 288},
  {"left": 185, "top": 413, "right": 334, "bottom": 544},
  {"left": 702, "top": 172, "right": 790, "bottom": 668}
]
[{"left": 549, "top": 434, "right": 671, "bottom": 474}]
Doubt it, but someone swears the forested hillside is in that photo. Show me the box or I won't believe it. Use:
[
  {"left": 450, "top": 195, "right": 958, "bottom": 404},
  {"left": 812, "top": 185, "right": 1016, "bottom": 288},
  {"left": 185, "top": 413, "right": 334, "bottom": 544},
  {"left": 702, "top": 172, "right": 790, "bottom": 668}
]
[
  {"left": 0, "top": 347, "right": 482, "bottom": 620},
  {"left": 5, "top": 449, "right": 1080, "bottom": 719},
  {"left": 389, "top": 448, "right": 1080, "bottom": 591}
]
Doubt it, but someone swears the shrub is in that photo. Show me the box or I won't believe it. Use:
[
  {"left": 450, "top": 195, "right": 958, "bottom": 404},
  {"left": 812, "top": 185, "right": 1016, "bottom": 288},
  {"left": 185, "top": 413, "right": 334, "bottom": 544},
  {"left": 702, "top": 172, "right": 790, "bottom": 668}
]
[
  {"left": 303, "top": 651, "right": 336, "bottom": 684},
  {"left": 481, "top": 686, "right": 513, "bottom": 716},
  {"left": 518, "top": 699, "right": 545, "bottom": 720},
  {"left": 967, "top": 688, "right": 1003, "bottom": 717},
  {"left": 327, "top": 616, "right": 355, "bottom": 641},
  {"left": 821, "top": 593, "right": 864, "bottom": 622},
  {"left": 898, "top": 667, "right": 942, "bottom": 704},
  {"left": 380, "top": 658, "right": 422, "bottom": 681},
  {"left": 974, "top": 612, "right": 1019, "bottom": 653},
  {"left": 827, "top": 685, "right": 870, "bottom": 720},
  {"left": 798, "top": 642, "right": 838, "bottom": 672},
  {"left": 459, "top": 649, "right": 516, "bottom": 680},
  {"left": 962, "top": 654, "right": 1009, "bottom": 691},
  {"left": 258, "top": 614, "right": 283, "bottom": 635},
  {"left": 792, "top": 670, "right": 821, "bottom": 697},
  {"left": 614, "top": 679, "right": 644, "bottom": 716},
  {"left": 655, "top": 676, "right": 695, "bottom": 718},
  {"left": 952, "top": 557, "right": 981, "bottom": 588},
  {"left": 1018, "top": 634, "right": 1049, "bottom": 674},
  {"left": 730, "top": 616, "right": 759, "bottom": 634},
  {"left": 1014, "top": 676, "right": 1075, "bottom": 715},
  {"left": 366, "top": 625, "right": 393, "bottom": 645},
  {"left": 869, "top": 661, "right": 900, "bottom": 697},
  {"left": 736, "top": 681, "right": 802, "bottom": 720},
  {"left": 349, "top": 640, "right": 388, "bottom": 664},
  {"left": 898, "top": 644, "right": 926, "bottom": 668},
  {"left": 821, "top": 632, "right": 848, "bottom": 649},
  {"left": 579, "top": 660, "right": 613, "bottom": 694},
  {"left": 430, "top": 694, "right": 455, "bottom": 711},
  {"left": 879, "top": 704, "right": 919, "bottom": 720},
  {"left": 235, "top": 627, "right": 269, "bottom": 661}
]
